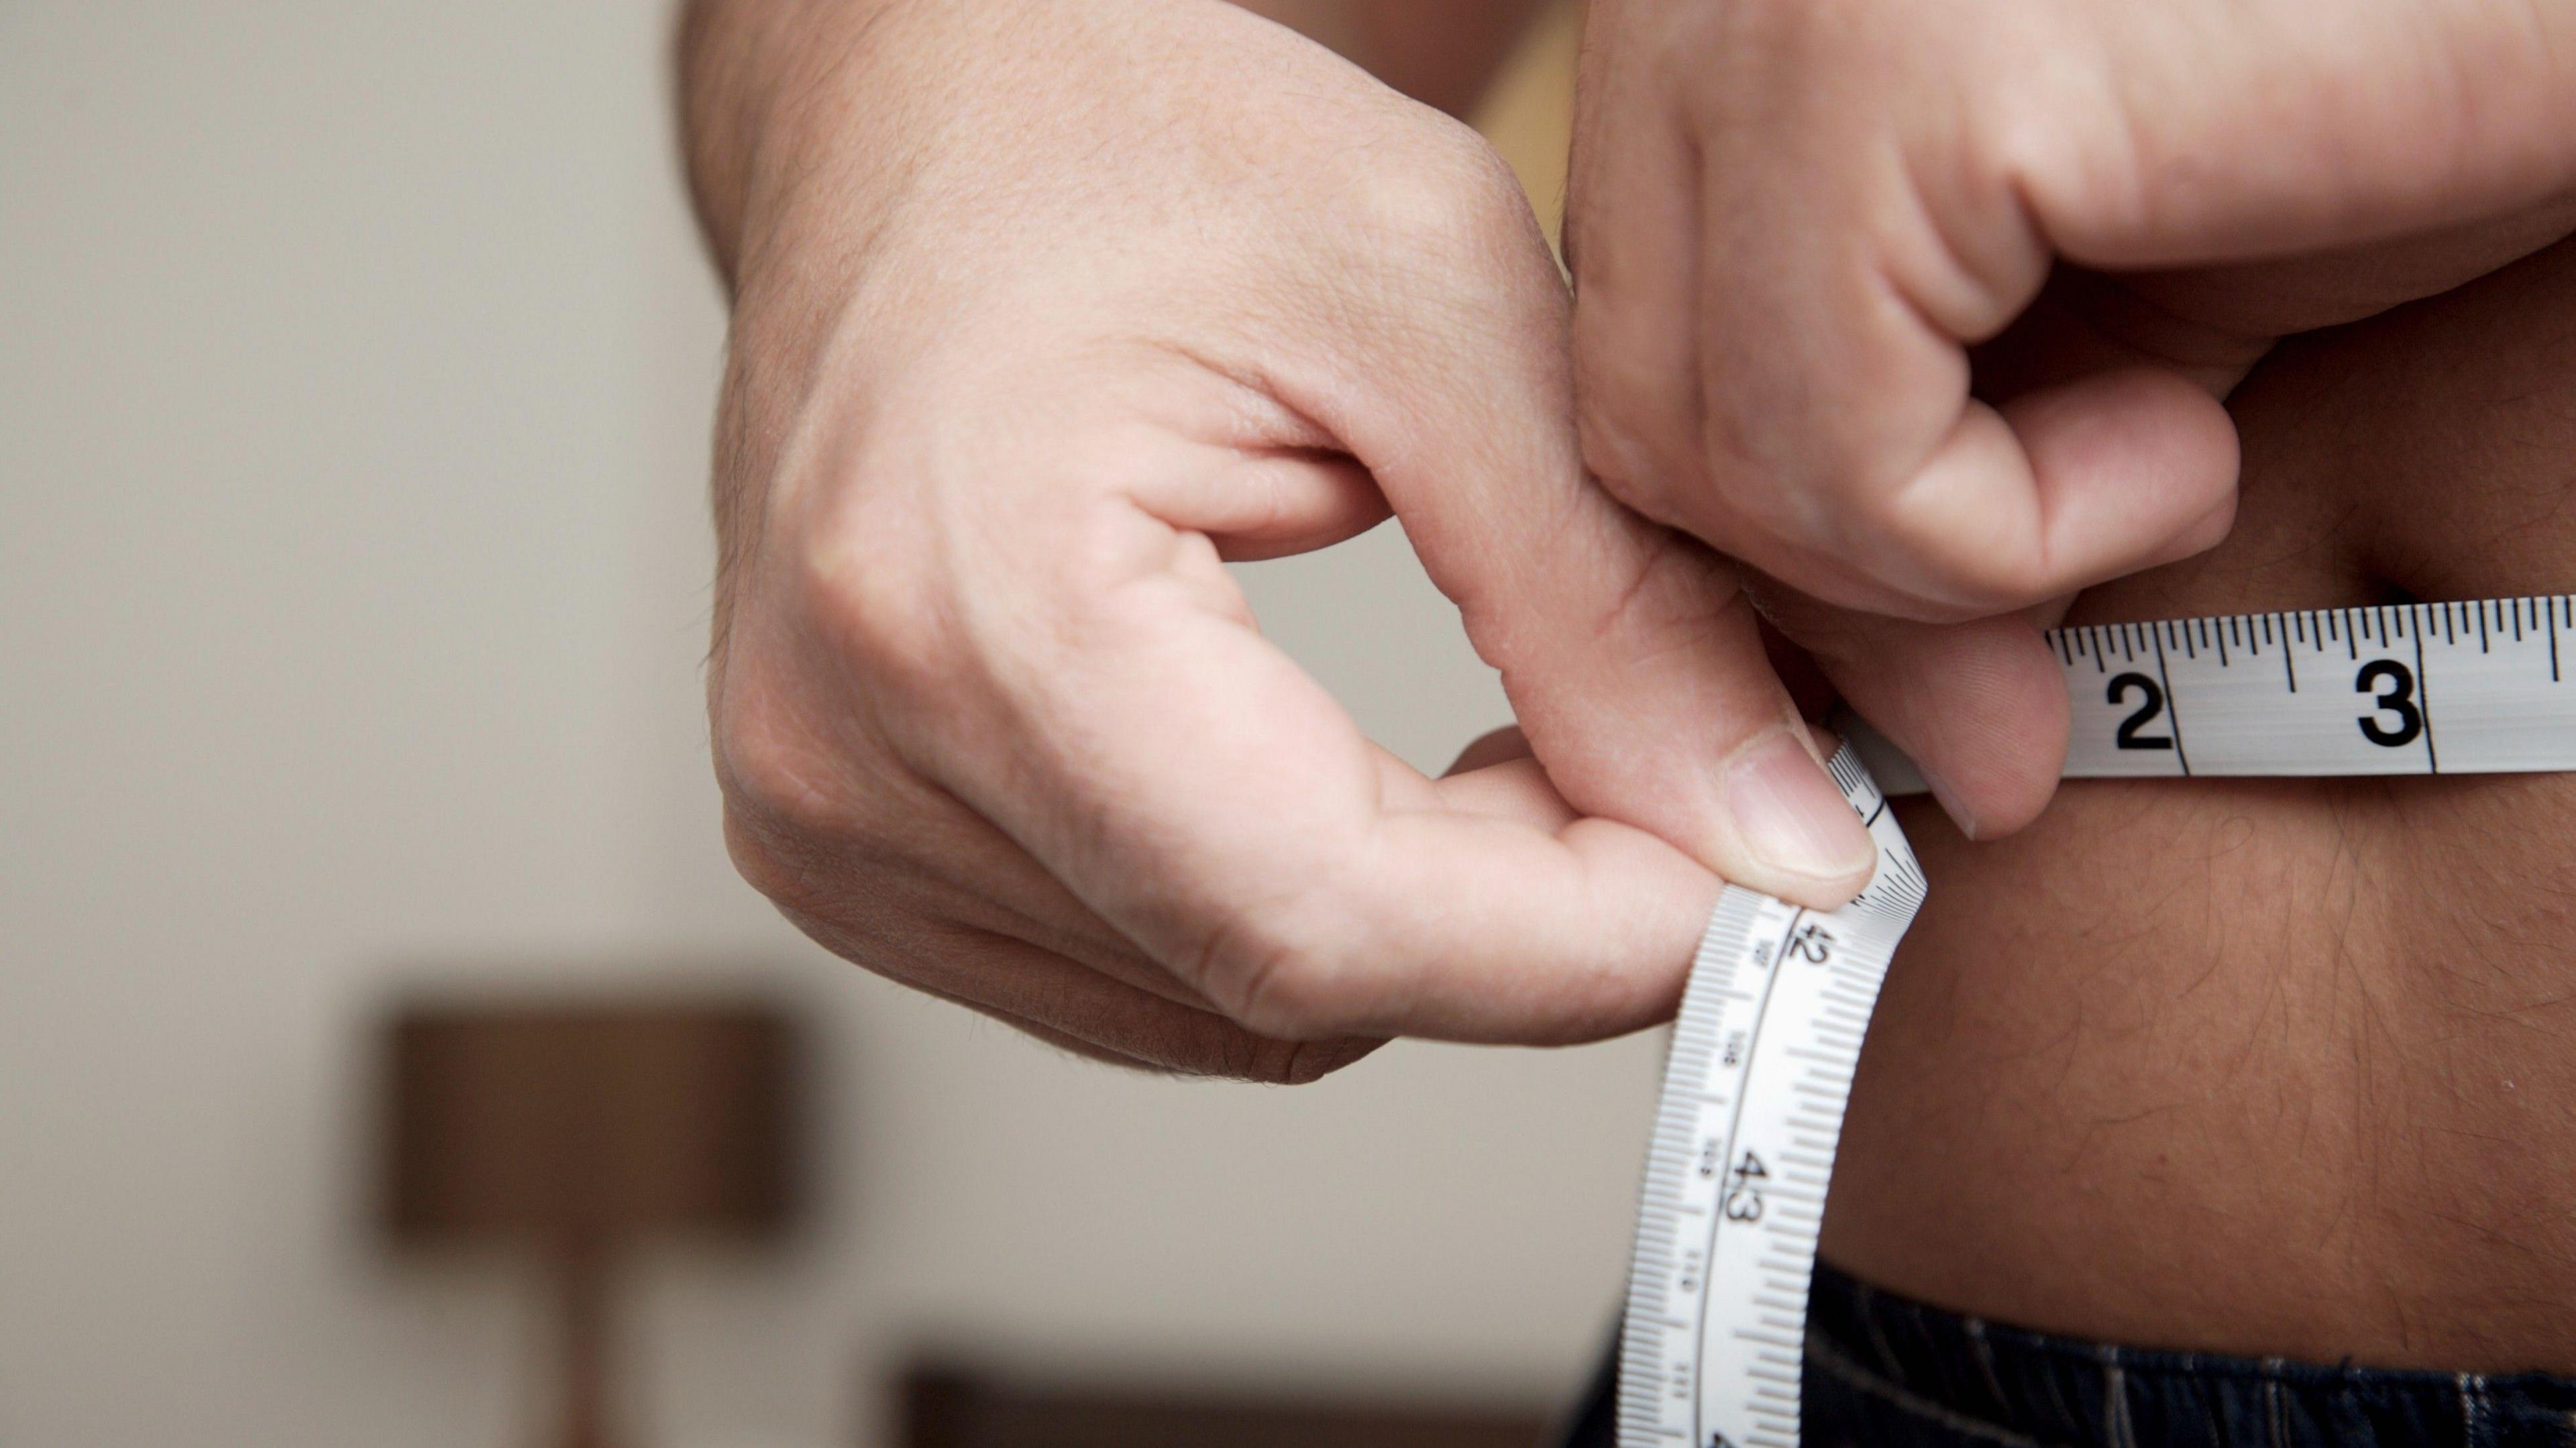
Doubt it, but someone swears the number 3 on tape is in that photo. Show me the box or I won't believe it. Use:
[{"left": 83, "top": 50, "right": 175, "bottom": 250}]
[{"left": 1621, "top": 596, "right": 2576, "bottom": 1448}]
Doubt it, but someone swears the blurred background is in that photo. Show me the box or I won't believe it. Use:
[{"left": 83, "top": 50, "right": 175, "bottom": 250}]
[{"left": 0, "top": 3, "right": 1668, "bottom": 1445}]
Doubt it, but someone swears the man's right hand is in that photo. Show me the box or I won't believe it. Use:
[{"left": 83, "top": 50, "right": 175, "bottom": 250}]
[
  {"left": 1568, "top": 0, "right": 2576, "bottom": 838},
  {"left": 678, "top": 0, "right": 1878, "bottom": 1078}
]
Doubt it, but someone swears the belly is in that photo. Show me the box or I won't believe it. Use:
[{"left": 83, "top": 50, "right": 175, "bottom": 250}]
[{"left": 1821, "top": 239, "right": 2576, "bottom": 1371}]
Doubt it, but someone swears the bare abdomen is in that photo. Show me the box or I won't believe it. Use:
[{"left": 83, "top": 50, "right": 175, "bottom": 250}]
[{"left": 1822, "top": 235, "right": 2576, "bottom": 1371}]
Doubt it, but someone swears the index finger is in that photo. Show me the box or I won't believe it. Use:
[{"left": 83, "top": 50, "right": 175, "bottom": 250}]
[{"left": 957, "top": 533, "right": 1730, "bottom": 1042}]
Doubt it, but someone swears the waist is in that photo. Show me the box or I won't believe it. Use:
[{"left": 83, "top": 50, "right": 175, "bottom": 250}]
[{"left": 1821, "top": 778, "right": 2576, "bottom": 1374}]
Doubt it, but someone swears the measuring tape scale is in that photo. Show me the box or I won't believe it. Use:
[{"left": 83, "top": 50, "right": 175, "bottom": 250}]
[{"left": 1617, "top": 594, "right": 2576, "bottom": 1448}]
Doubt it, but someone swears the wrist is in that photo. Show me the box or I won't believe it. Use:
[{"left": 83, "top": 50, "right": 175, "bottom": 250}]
[{"left": 681, "top": 0, "right": 958, "bottom": 288}]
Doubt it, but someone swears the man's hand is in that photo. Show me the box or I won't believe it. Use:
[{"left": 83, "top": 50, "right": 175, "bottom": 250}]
[
  {"left": 678, "top": 0, "right": 1878, "bottom": 1078},
  {"left": 1570, "top": 0, "right": 2576, "bottom": 834}
]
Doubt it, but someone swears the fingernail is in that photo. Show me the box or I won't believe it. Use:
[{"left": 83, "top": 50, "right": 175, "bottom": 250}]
[
  {"left": 1727, "top": 732, "right": 1877, "bottom": 882},
  {"left": 1921, "top": 769, "right": 1980, "bottom": 840}
]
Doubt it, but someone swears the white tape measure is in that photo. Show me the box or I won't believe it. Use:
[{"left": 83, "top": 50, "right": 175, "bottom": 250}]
[{"left": 1617, "top": 595, "right": 2576, "bottom": 1448}]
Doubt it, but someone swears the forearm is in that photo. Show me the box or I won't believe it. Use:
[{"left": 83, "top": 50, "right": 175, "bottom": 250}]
[{"left": 674, "top": 0, "right": 858, "bottom": 285}]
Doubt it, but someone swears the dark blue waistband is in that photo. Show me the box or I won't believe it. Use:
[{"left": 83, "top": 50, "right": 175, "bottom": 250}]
[{"left": 1562, "top": 1262, "right": 2576, "bottom": 1447}]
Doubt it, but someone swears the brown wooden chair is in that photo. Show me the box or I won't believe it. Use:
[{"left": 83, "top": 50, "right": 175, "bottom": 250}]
[{"left": 899, "top": 1361, "right": 1553, "bottom": 1448}]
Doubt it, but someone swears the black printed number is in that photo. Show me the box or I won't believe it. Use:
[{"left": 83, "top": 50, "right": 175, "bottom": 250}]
[
  {"left": 1784, "top": 923, "right": 1835, "bottom": 966},
  {"left": 2355, "top": 661, "right": 2424, "bottom": 748},
  {"left": 1721, "top": 1150, "right": 1767, "bottom": 1223},
  {"left": 2108, "top": 672, "right": 2174, "bottom": 751}
]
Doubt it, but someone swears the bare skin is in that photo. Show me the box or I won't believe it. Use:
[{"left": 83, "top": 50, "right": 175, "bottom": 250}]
[
  {"left": 674, "top": 0, "right": 2576, "bottom": 1374},
  {"left": 1572, "top": 0, "right": 2576, "bottom": 839},
  {"left": 1825, "top": 235, "right": 2576, "bottom": 1371},
  {"left": 672, "top": 0, "right": 1904, "bottom": 1083}
]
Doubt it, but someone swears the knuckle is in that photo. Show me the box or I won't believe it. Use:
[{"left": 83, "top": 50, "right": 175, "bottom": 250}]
[
  {"left": 1441, "top": 129, "right": 1542, "bottom": 236},
  {"left": 1570, "top": 369, "right": 1648, "bottom": 464},
  {"left": 1360, "top": 122, "right": 1542, "bottom": 262},
  {"left": 1122, "top": 1012, "right": 1379, "bottom": 1085},
  {"left": 1568, "top": 341, "right": 1705, "bottom": 535},
  {"left": 1982, "top": 65, "right": 2151, "bottom": 249},
  {"left": 1224, "top": 1032, "right": 1382, "bottom": 1086},
  {"left": 1218, "top": 936, "right": 1341, "bottom": 1041},
  {"left": 711, "top": 667, "right": 857, "bottom": 844},
  {"left": 1891, "top": 553, "right": 2043, "bottom": 620},
  {"left": 719, "top": 797, "right": 824, "bottom": 915},
  {"left": 1191, "top": 894, "right": 1370, "bottom": 1042},
  {"left": 1581, "top": 432, "right": 1685, "bottom": 528},
  {"left": 800, "top": 512, "right": 952, "bottom": 701},
  {"left": 1589, "top": 524, "right": 1750, "bottom": 656},
  {"left": 716, "top": 777, "right": 877, "bottom": 946},
  {"left": 1872, "top": 492, "right": 2050, "bottom": 609}
]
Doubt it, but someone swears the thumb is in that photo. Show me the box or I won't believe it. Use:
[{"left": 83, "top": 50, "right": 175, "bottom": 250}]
[
  {"left": 1464, "top": 514, "right": 1880, "bottom": 907},
  {"left": 1272, "top": 170, "right": 1877, "bottom": 907},
  {"left": 1749, "top": 577, "right": 2070, "bottom": 840}
]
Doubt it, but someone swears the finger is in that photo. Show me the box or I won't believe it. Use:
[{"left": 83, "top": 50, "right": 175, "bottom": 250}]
[
  {"left": 1432, "top": 736, "right": 1584, "bottom": 834},
  {"left": 2108, "top": 190, "right": 2576, "bottom": 341},
  {"left": 914, "top": 866, "right": 1230, "bottom": 1016},
  {"left": 1968, "top": 266, "right": 2277, "bottom": 406},
  {"left": 1200, "top": 452, "right": 1390, "bottom": 563},
  {"left": 1119, "top": 374, "right": 1395, "bottom": 561},
  {"left": 1000, "top": 1008, "right": 1383, "bottom": 1084},
  {"left": 1565, "top": 8, "right": 1705, "bottom": 512},
  {"left": 1749, "top": 577, "right": 2070, "bottom": 838},
  {"left": 1642, "top": 49, "right": 2249, "bottom": 620},
  {"left": 1275, "top": 151, "right": 1877, "bottom": 904},
  {"left": 1698, "top": 196, "right": 2241, "bottom": 617},
  {"left": 863, "top": 144, "right": 1855, "bottom": 1044},
  {"left": 2038, "top": 3, "right": 2576, "bottom": 274},
  {"left": 789, "top": 895, "right": 1383, "bottom": 1082},
  {"left": 918, "top": 938, "right": 1386, "bottom": 1085},
  {"left": 1884, "top": 369, "right": 2241, "bottom": 609},
  {"left": 1442, "top": 724, "right": 1532, "bottom": 776},
  {"left": 722, "top": 744, "right": 1234, "bottom": 1015},
  {"left": 896, "top": 479, "right": 1733, "bottom": 1042}
]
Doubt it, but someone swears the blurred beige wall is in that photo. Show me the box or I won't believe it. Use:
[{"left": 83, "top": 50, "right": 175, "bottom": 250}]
[
  {"left": 1477, "top": 0, "right": 1578, "bottom": 244},
  {"left": 0, "top": 3, "right": 1652, "bottom": 1447}
]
